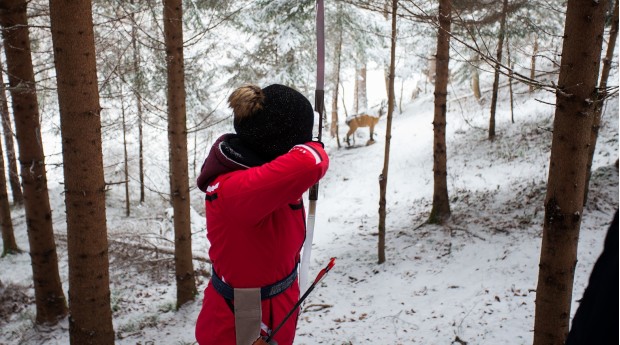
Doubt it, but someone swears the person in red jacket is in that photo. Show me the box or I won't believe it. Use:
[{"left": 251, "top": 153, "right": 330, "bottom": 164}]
[{"left": 195, "top": 84, "right": 329, "bottom": 345}]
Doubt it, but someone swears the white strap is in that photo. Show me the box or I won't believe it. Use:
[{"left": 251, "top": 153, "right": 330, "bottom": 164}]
[{"left": 234, "top": 288, "right": 262, "bottom": 345}]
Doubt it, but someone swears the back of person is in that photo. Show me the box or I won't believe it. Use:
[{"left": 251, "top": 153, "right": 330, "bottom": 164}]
[{"left": 195, "top": 84, "right": 329, "bottom": 345}]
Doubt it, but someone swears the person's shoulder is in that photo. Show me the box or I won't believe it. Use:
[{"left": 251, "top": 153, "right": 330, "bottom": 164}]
[{"left": 290, "top": 143, "right": 325, "bottom": 164}]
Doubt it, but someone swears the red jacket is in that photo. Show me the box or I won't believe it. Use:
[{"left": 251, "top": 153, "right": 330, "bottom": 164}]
[{"left": 195, "top": 135, "right": 329, "bottom": 345}]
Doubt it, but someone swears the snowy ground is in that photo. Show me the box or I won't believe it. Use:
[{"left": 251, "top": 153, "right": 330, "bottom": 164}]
[{"left": 1, "top": 78, "right": 618, "bottom": 345}]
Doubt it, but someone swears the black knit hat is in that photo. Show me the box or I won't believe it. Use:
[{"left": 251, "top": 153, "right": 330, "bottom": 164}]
[{"left": 229, "top": 84, "right": 314, "bottom": 160}]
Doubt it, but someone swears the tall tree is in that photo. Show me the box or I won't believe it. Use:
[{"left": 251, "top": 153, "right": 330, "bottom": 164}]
[
  {"left": 428, "top": 0, "right": 452, "bottom": 224},
  {"left": 0, "top": 134, "right": 19, "bottom": 256},
  {"left": 533, "top": 1, "right": 609, "bottom": 344},
  {"left": 0, "top": 52, "right": 22, "bottom": 205},
  {"left": 49, "top": 0, "right": 114, "bottom": 343},
  {"left": 120, "top": 88, "right": 131, "bottom": 217},
  {"left": 378, "top": 0, "right": 397, "bottom": 265},
  {"left": 163, "top": 0, "right": 197, "bottom": 308},
  {"left": 0, "top": 0, "right": 68, "bottom": 324},
  {"left": 488, "top": 0, "right": 509, "bottom": 141},
  {"left": 584, "top": 0, "right": 619, "bottom": 205},
  {"left": 131, "top": 0, "right": 146, "bottom": 204}
]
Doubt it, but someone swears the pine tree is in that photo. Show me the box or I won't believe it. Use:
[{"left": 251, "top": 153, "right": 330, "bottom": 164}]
[
  {"left": 0, "top": 52, "right": 22, "bottom": 205},
  {"left": 429, "top": 0, "right": 452, "bottom": 224},
  {"left": 163, "top": 0, "right": 197, "bottom": 308},
  {"left": 0, "top": 134, "right": 19, "bottom": 256},
  {"left": 584, "top": 0, "right": 619, "bottom": 205},
  {"left": 533, "top": 0, "right": 609, "bottom": 344},
  {"left": 0, "top": 0, "right": 68, "bottom": 324},
  {"left": 378, "top": 0, "right": 397, "bottom": 264},
  {"left": 49, "top": 0, "right": 114, "bottom": 342},
  {"left": 488, "top": 0, "right": 509, "bottom": 141}
]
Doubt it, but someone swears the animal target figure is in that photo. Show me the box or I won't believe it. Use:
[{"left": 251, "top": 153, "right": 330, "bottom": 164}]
[{"left": 344, "top": 100, "right": 386, "bottom": 147}]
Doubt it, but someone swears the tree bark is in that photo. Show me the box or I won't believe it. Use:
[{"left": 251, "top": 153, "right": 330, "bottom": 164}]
[
  {"left": 378, "top": 0, "right": 397, "bottom": 265},
  {"left": 530, "top": 34, "right": 538, "bottom": 93},
  {"left": 131, "top": 0, "right": 146, "bottom": 204},
  {"left": 0, "top": 133, "right": 20, "bottom": 256},
  {"left": 471, "top": 54, "right": 481, "bottom": 102},
  {"left": 121, "top": 90, "right": 131, "bottom": 217},
  {"left": 429, "top": 0, "right": 452, "bottom": 224},
  {"left": 583, "top": 0, "right": 618, "bottom": 206},
  {"left": 163, "top": 0, "right": 197, "bottom": 308},
  {"left": 49, "top": 0, "right": 114, "bottom": 343},
  {"left": 533, "top": 1, "right": 608, "bottom": 344},
  {"left": 507, "top": 38, "right": 515, "bottom": 124},
  {"left": 0, "top": 0, "right": 68, "bottom": 325},
  {"left": 0, "top": 53, "right": 23, "bottom": 205},
  {"left": 488, "top": 0, "right": 508, "bottom": 141}
]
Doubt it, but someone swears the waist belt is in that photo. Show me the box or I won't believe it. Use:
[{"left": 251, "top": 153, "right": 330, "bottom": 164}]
[{"left": 211, "top": 263, "right": 298, "bottom": 301}]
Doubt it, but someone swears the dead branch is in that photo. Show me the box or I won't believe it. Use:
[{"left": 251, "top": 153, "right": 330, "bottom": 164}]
[{"left": 55, "top": 233, "right": 211, "bottom": 264}]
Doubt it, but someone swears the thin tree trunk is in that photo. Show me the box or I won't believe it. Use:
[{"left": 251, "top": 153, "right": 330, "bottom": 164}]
[
  {"left": 121, "top": 89, "right": 131, "bottom": 217},
  {"left": 330, "top": 16, "right": 343, "bottom": 148},
  {"left": 0, "top": 0, "right": 68, "bottom": 325},
  {"left": 429, "top": 0, "right": 452, "bottom": 224},
  {"left": 0, "top": 52, "right": 23, "bottom": 205},
  {"left": 193, "top": 130, "right": 198, "bottom": 177},
  {"left": 0, "top": 135, "right": 20, "bottom": 256},
  {"left": 340, "top": 82, "right": 348, "bottom": 118},
  {"left": 533, "top": 1, "right": 608, "bottom": 344},
  {"left": 131, "top": 0, "right": 146, "bottom": 204},
  {"left": 163, "top": 0, "right": 197, "bottom": 308},
  {"left": 358, "top": 63, "right": 367, "bottom": 112},
  {"left": 354, "top": 66, "right": 359, "bottom": 113},
  {"left": 472, "top": 65, "right": 481, "bottom": 101},
  {"left": 378, "top": 0, "right": 397, "bottom": 265},
  {"left": 49, "top": 0, "right": 114, "bottom": 343},
  {"left": 530, "top": 34, "right": 538, "bottom": 93},
  {"left": 507, "top": 38, "right": 515, "bottom": 124},
  {"left": 399, "top": 78, "right": 404, "bottom": 114},
  {"left": 489, "top": 0, "right": 508, "bottom": 141},
  {"left": 469, "top": 30, "right": 481, "bottom": 102},
  {"left": 584, "top": 0, "right": 618, "bottom": 205}
]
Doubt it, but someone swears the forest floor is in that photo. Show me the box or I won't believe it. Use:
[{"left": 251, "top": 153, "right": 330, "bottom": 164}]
[{"left": 0, "top": 80, "right": 618, "bottom": 345}]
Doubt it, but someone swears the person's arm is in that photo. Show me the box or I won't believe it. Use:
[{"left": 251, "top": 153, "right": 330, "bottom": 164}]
[{"left": 219, "top": 142, "right": 328, "bottom": 225}]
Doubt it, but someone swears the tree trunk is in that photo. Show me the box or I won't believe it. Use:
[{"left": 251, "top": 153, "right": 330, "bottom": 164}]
[
  {"left": 49, "top": 0, "right": 114, "bottom": 343},
  {"left": 378, "top": 0, "right": 397, "bottom": 265},
  {"left": 358, "top": 62, "right": 368, "bottom": 112},
  {"left": 163, "top": 0, "right": 197, "bottom": 308},
  {"left": 330, "top": 16, "right": 343, "bottom": 148},
  {"left": 121, "top": 90, "right": 131, "bottom": 217},
  {"left": 0, "top": 134, "right": 20, "bottom": 256},
  {"left": 399, "top": 78, "right": 404, "bottom": 114},
  {"left": 507, "top": 38, "right": 515, "bottom": 124},
  {"left": 530, "top": 34, "right": 538, "bottom": 93},
  {"left": 131, "top": 0, "right": 146, "bottom": 204},
  {"left": 0, "top": 0, "right": 68, "bottom": 325},
  {"left": 471, "top": 55, "right": 481, "bottom": 102},
  {"left": 354, "top": 67, "right": 359, "bottom": 113},
  {"left": 488, "top": 0, "right": 508, "bottom": 141},
  {"left": 584, "top": 0, "right": 618, "bottom": 206},
  {"left": 533, "top": 1, "right": 608, "bottom": 344},
  {"left": 0, "top": 54, "right": 23, "bottom": 205},
  {"left": 429, "top": 0, "right": 452, "bottom": 224}
]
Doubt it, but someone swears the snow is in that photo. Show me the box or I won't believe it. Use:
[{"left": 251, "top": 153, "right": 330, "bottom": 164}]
[{"left": 1, "top": 68, "right": 618, "bottom": 345}]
